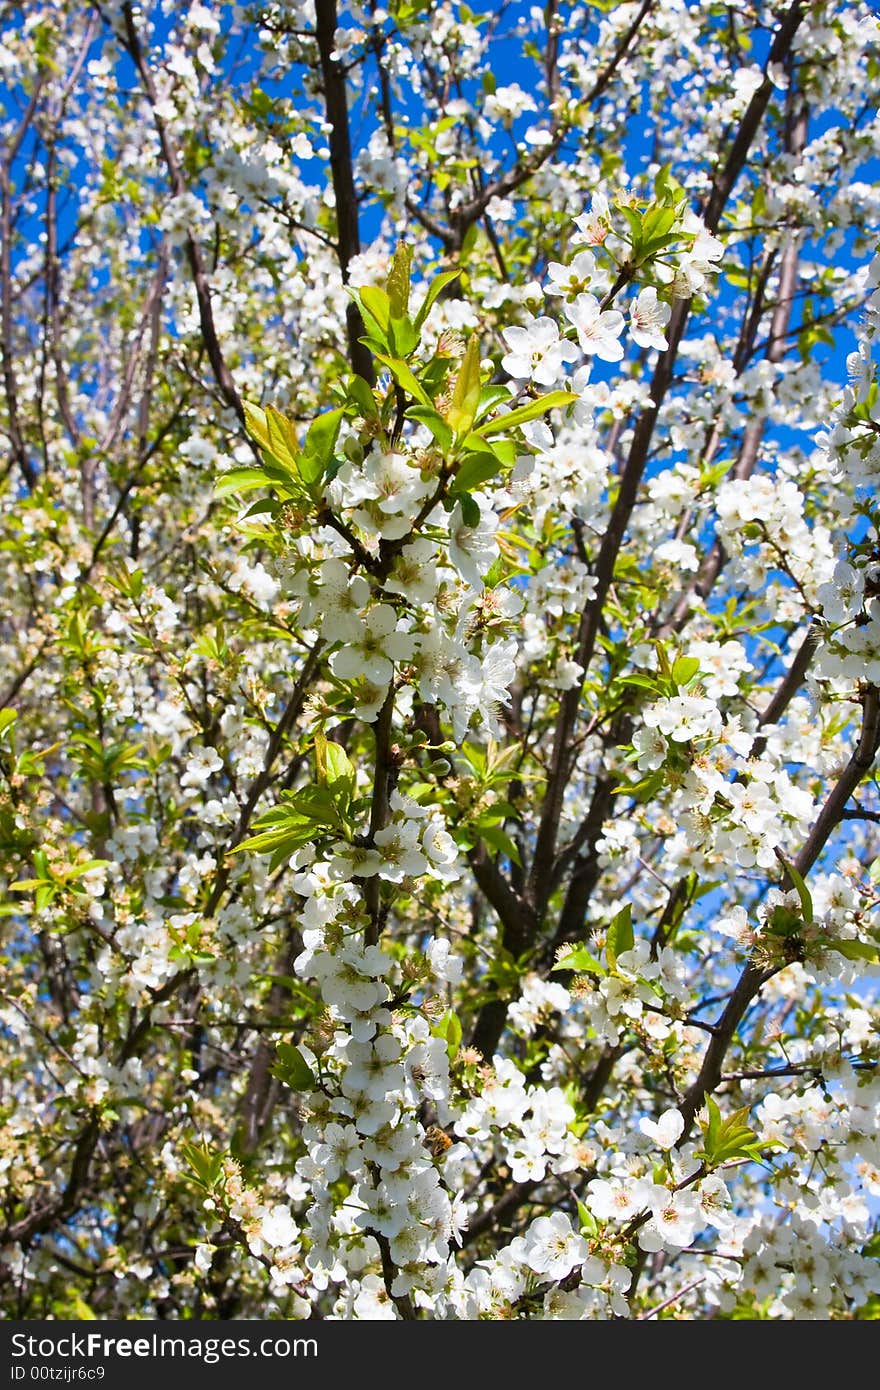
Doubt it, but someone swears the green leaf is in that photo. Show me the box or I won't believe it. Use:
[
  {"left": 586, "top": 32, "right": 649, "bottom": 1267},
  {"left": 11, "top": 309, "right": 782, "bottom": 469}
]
[
  {"left": 605, "top": 904, "right": 634, "bottom": 968},
  {"left": 453, "top": 449, "right": 505, "bottom": 494},
  {"left": 271, "top": 1041, "right": 315, "bottom": 1090},
  {"left": 413, "top": 269, "right": 462, "bottom": 332},
  {"left": 618, "top": 203, "right": 645, "bottom": 252},
  {"left": 347, "top": 373, "right": 380, "bottom": 419},
  {"left": 653, "top": 163, "right": 686, "bottom": 205},
  {"left": 825, "top": 938, "right": 880, "bottom": 962},
  {"left": 181, "top": 1141, "right": 224, "bottom": 1191},
  {"left": 698, "top": 1099, "right": 769, "bottom": 1168},
  {"left": 612, "top": 768, "right": 666, "bottom": 802},
  {"left": 577, "top": 1200, "right": 599, "bottom": 1237},
  {"left": 388, "top": 314, "right": 419, "bottom": 358},
  {"left": 776, "top": 852, "right": 813, "bottom": 924},
  {"left": 35, "top": 883, "right": 57, "bottom": 912},
  {"left": 242, "top": 496, "right": 279, "bottom": 519},
  {"left": 446, "top": 335, "right": 483, "bottom": 437},
  {"left": 474, "top": 384, "right": 516, "bottom": 423},
  {"left": 461, "top": 432, "right": 517, "bottom": 466},
  {"left": 456, "top": 492, "right": 481, "bottom": 527},
  {"left": 406, "top": 405, "right": 453, "bottom": 453},
  {"left": 359, "top": 285, "right": 391, "bottom": 335},
  {"left": 233, "top": 803, "right": 318, "bottom": 860},
  {"left": 618, "top": 674, "right": 663, "bottom": 694},
  {"left": 9, "top": 877, "right": 50, "bottom": 893},
  {"left": 373, "top": 352, "right": 432, "bottom": 407},
  {"left": 431, "top": 1009, "right": 462, "bottom": 1062},
  {"left": 477, "top": 824, "right": 522, "bottom": 867},
  {"left": 386, "top": 241, "right": 413, "bottom": 318},
  {"left": 314, "top": 731, "right": 356, "bottom": 815},
  {"left": 552, "top": 945, "right": 605, "bottom": 976},
  {"left": 476, "top": 390, "right": 579, "bottom": 437},
  {"left": 300, "top": 407, "right": 345, "bottom": 486},
  {"left": 265, "top": 403, "right": 301, "bottom": 470},
  {"left": 671, "top": 655, "right": 700, "bottom": 687},
  {"left": 213, "top": 467, "right": 271, "bottom": 499},
  {"left": 289, "top": 783, "right": 346, "bottom": 827},
  {"left": 243, "top": 401, "right": 271, "bottom": 452},
  {"left": 641, "top": 202, "right": 678, "bottom": 246}
]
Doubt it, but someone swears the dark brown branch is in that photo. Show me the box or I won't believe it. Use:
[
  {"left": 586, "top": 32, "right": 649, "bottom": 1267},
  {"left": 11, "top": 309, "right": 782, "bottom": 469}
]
[
  {"left": 529, "top": 299, "right": 690, "bottom": 913},
  {"left": 40, "top": 16, "right": 97, "bottom": 465},
  {"left": 700, "top": 1, "right": 805, "bottom": 235},
  {"left": 468, "top": 841, "right": 539, "bottom": 1059},
  {"left": 747, "top": 622, "right": 818, "bottom": 761},
  {"left": 234, "top": 928, "right": 303, "bottom": 1156},
  {"left": 839, "top": 807, "right": 880, "bottom": 825},
  {"left": 314, "top": 0, "right": 374, "bottom": 383},
  {"left": 663, "top": 87, "right": 809, "bottom": 631},
  {"left": 469, "top": 842, "right": 536, "bottom": 958},
  {"left": 1, "top": 1115, "right": 100, "bottom": 1245},
  {"left": 119, "top": 4, "right": 249, "bottom": 431},
  {"left": 0, "top": 73, "right": 46, "bottom": 489},
  {"left": 545, "top": 0, "right": 562, "bottom": 119},
  {"left": 794, "top": 683, "right": 880, "bottom": 877},
  {"left": 678, "top": 681, "right": 880, "bottom": 1136},
  {"left": 364, "top": 689, "right": 396, "bottom": 946}
]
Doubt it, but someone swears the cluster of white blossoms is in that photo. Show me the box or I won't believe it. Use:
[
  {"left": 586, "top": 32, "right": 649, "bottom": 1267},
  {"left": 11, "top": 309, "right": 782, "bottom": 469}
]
[
  {"left": 815, "top": 245, "right": 880, "bottom": 683},
  {"left": 738, "top": 1213, "right": 880, "bottom": 1320},
  {"left": 195, "top": 1160, "right": 309, "bottom": 1308},
  {"left": 714, "top": 473, "right": 836, "bottom": 613},
  {"left": 498, "top": 195, "right": 722, "bottom": 392},
  {"left": 278, "top": 800, "right": 471, "bottom": 1311},
  {"left": 564, "top": 940, "right": 690, "bottom": 1050},
  {"left": 279, "top": 443, "right": 518, "bottom": 736},
  {"left": 5, "top": 0, "right": 880, "bottom": 1325}
]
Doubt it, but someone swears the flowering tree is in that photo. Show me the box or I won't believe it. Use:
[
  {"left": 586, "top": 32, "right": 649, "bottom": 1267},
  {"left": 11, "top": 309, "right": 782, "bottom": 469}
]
[{"left": 1, "top": 0, "right": 880, "bottom": 1321}]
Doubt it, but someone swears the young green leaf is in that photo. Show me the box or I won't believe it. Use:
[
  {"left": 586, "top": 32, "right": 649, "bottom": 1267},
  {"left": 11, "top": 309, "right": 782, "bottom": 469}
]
[
  {"left": 775, "top": 851, "right": 813, "bottom": 924},
  {"left": 299, "top": 407, "right": 345, "bottom": 486},
  {"left": 431, "top": 1009, "right": 463, "bottom": 1062},
  {"left": 825, "top": 938, "right": 880, "bottom": 962},
  {"left": 314, "top": 731, "right": 356, "bottom": 815},
  {"left": 265, "top": 404, "right": 301, "bottom": 471},
  {"left": 386, "top": 241, "right": 413, "bottom": 318},
  {"left": 552, "top": 945, "right": 605, "bottom": 976},
  {"left": 446, "top": 335, "right": 483, "bottom": 438},
  {"left": 477, "top": 823, "right": 522, "bottom": 867},
  {"left": 413, "top": 268, "right": 462, "bottom": 332},
  {"left": 270, "top": 1041, "right": 315, "bottom": 1090},
  {"left": 213, "top": 467, "right": 271, "bottom": 498},
  {"left": 373, "top": 352, "right": 432, "bottom": 407},
  {"left": 475, "top": 390, "right": 579, "bottom": 437},
  {"left": 243, "top": 400, "right": 271, "bottom": 452},
  {"left": 359, "top": 285, "right": 391, "bottom": 335},
  {"left": 406, "top": 405, "right": 454, "bottom": 453},
  {"left": 671, "top": 655, "right": 700, "bottom": 687},
  {"left": 577, "top": 1200, "right": 600, "bottom": 1237},
  {"left": 605, "top": 903, "right": 634, "bottom": 968}
]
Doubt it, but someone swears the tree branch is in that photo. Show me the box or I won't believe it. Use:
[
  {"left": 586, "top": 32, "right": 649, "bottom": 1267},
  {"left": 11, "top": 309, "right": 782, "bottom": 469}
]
[
  {"left": 119, "top": 4, "right": 249, "bottom": 432},
  {"left": 314, "top": 0, "right": 375, "bottom": 383},
  {"left": 677, "top": 681, "right": 880, "bottom": 1135}
]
